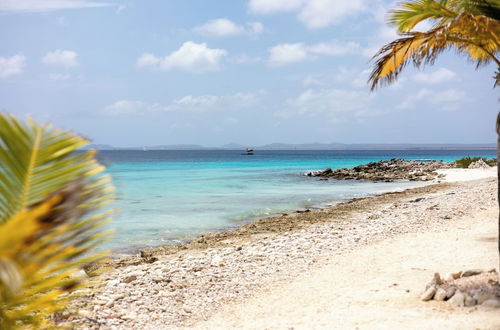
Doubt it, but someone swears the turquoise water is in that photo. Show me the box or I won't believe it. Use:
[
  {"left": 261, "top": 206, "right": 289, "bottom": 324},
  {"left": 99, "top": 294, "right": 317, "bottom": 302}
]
[{"left": 98, "top": 150, "right": 496, "bottom": 253}]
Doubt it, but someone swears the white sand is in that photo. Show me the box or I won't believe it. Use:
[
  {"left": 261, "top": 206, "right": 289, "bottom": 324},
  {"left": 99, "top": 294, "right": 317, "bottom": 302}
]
[
  {"left": 437, "top": 167, "right": 497, "bottom": 182},
  {"left": 193, "top": 206, "right": 500, "bottom": 330}
]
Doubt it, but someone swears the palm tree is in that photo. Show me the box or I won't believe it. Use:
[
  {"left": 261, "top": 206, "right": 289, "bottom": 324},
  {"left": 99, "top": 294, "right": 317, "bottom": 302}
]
[
  {"left": 0, "top": 114, "right": 114, "bottom": 329},
  {"left": 368, "top": 0, "right": 500, "bottom": 266}
]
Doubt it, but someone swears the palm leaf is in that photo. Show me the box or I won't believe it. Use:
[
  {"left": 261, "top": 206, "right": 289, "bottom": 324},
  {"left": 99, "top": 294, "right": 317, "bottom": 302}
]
[
  {"left": 0, "top": 114, "right": 115, "bottom": 329},
  {"left": 0, "top": 114, "right": 105, "bottom": 223},
  {"left": 370, "top": 6, "right": 500, "bottom": 90},
  {"left": 390, "top": 0, "right": 457, "bottom": 32}
]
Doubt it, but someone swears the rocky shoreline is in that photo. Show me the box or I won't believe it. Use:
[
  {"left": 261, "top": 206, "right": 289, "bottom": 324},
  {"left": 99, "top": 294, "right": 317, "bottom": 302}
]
[
  {"left": 306, "top": 158, "right": 454, "bottom": 182},
  {"left": 66, "top": 176, "right": 497, "bottom": 329}
]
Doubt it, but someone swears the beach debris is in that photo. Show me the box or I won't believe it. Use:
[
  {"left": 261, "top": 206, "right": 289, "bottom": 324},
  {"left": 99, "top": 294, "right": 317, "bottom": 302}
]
[
  {"left": 421, "top": 269, "right": 500, "bottom": 308},
  {"left": 307, "top": 158, "right": 454, "bottom": 182}
]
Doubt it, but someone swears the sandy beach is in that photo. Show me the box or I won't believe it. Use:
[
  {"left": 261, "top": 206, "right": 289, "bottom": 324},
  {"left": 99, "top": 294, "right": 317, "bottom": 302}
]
[{"left": 74, "top": 168, "right": 499, "bottom": 329}]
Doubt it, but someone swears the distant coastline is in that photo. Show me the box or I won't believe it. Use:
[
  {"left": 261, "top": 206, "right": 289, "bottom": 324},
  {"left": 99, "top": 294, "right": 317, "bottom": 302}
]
[{"left": 83, "top": 142, "right": 496, "bottom": 151}]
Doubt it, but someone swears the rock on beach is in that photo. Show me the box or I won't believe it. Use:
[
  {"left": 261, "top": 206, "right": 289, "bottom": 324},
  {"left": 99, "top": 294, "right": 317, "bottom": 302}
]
[{"left": 307, "top": 158, "right": 453, "bottom": 182}]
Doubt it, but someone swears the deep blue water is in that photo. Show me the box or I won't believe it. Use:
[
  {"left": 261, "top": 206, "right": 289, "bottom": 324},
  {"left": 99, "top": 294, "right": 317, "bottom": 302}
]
[{"left": 97, "top": 149, "right": 495, "bottom": 253}]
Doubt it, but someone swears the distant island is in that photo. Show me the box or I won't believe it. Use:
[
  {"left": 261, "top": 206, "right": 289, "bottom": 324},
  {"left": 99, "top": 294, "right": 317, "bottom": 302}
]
[{"left": 82, "top": 142, "right": 496, "bottom": 151}]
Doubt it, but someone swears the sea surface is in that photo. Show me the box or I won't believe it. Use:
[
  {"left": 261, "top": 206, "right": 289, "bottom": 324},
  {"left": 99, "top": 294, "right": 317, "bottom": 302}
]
[{"left": 97, "top": 149, "right": 496, "bottom": 253}]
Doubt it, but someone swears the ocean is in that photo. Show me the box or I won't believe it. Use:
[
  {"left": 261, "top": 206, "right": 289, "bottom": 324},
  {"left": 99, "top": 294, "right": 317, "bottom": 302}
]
[{"left": 97, "top": 149, "right": 496, "bottom": 253}]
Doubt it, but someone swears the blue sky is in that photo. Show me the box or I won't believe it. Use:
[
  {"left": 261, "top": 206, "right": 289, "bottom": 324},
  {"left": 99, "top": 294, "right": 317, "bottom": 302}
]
[{"left": 0, "top": 0, "right": 498, "bottom": 147}]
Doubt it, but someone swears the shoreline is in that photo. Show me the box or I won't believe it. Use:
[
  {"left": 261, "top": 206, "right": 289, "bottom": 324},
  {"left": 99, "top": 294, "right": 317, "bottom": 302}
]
[
  {"left": 101, "top": 181, "right": 442, "bottom": 270},
  {"left": 102, "top": 167, "right": 495, "bottom": 270},
  {"left": 73, "top": 170, "right": 497, "bottom": 329}
]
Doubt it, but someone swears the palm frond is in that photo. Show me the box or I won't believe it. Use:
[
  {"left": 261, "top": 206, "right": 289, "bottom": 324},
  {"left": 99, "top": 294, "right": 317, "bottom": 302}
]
[
  {"left": 449, "top": 0, "right": 500, "bottom": 19},
  {"left": 369, "top": 29, "right": 448, "bottom": 89},
  {"left": 0, "top": 114, "right": 115, "bottom": 329},
  {"left": 0, "top": 114, "right": 107, "bottom": 223},
  {"left": 390, "top": 0, "right": 457, "bottom": 32},
  {"left": 370, "top": 12, "right": 500, "bottom": 90}
]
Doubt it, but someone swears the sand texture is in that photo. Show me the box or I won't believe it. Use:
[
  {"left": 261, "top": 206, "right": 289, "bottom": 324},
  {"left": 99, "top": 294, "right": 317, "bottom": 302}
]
[{"left": 71, "top": 173, "right": 499, "bottom": 329}]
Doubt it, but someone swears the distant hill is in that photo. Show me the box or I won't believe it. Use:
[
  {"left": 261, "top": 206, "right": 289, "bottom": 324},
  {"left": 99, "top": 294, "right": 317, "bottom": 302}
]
[
  {"left": 81, "top": 144, "right": 118, "bottom": 150},
  {"left": 81, "top": 142, "right": 496, "bottom": 151},
  {"left": 221, "top": 143, "right": 245, "bottom": 149}
]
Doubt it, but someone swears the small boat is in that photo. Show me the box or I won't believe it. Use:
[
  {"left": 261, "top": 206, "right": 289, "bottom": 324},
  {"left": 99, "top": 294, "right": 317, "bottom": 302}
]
[{"left": 241, "top": 147, "right": 254, "bottom": 155}]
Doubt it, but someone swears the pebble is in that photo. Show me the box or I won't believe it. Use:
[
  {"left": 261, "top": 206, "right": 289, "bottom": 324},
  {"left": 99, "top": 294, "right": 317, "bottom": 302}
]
[
  {"left": 67, "top": 178, "right": 497, "bottom": 329},
  {"left": 420, "top": 286, "right": 436, "bottom": 301},
  {"left": 481, "top": 299, "right": 500, "bottom": 308},
  {"left": 464, "top": 293, "right": 476, "bottom": 307},
  {"left": 433, "top": 287, "right": 448, "bottom": 301},
  {"left": 448, "top": 291, "right": 465, "bottom": 307}
]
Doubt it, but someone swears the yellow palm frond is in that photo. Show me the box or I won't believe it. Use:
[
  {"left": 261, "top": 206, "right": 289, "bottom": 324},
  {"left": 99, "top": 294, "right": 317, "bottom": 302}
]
[{"left": 370, "top": 7, "right": 500, "bottom": 90}]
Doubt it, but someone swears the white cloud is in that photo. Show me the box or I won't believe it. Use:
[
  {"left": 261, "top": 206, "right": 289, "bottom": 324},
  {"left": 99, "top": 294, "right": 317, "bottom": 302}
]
[
  {"left": 413, "top": 68, "right": 457, "bottom": 84},
  {"left": 136, "top": 53, "right": 160, "bottom": 68},
  {"left": 249, "top": 0, "right": 304, "bottom": 13},
  {"left": 194, "top": 18, "right": 243, "bottom": 36},
  {"left": 0, "top": 0, "right": 114, "bottom": 13},
  {"left": 298, "top": 0, "right": 366, "bottom": 29},
  {"left": 0, "top": 54, "right": 26, "bottom": 78},
  {"left": 309, "top": 40, "right": 362, "bottom": 56},
  {"left": 193, "top": 19, "right": 264, "bottom": 37},
  {"left": 431, "top": 89, "right": 471, "bottom": 104},
  {"left": 285, "top": 88, "right": 373, "bottom": 117},
  {"left": 103, "top": 100, "right": 151, "bottom": 116},
  {"left": 268, "top": 40, "right": 362, "bottom": 66},
  {"left": 41, "top": 50, "right": 79, "bottom": 68},
  {"left": 397, "top": 88, "right": 472, "bottom": 110},
  {"left": 268, "top": 43, "right": 309, "bottom": 66},
  {"left": 103, "top": 92, "right": 260, "bottom": 116},
  {"left": 249, "top": 0, "right": 366, "bottom": 29},
  {"left": 48, "top": 73, "right": 70, "bottom": 80},
  {"left": 136, "top": 41, "right": 227, "bottom": 73}
]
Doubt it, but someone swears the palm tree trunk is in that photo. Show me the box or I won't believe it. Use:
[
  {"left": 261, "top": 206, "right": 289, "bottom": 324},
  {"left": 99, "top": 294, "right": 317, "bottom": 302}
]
[{"left": 496, "top": 111, "right": 500, "bottom": 271}]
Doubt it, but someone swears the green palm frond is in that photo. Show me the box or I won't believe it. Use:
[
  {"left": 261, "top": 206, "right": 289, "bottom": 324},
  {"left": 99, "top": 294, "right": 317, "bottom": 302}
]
[
  {"left": 0, "top": 113, "right": 115, "bottom": 329},
  {"left": 0, "top": 114, "right": 107, "bottom": 223},
  {"left": 450, "top": 0, "right": 500, "bottom": 19},
  {"left": 390, "top": 0, "right": 456, "bottom": 32}
]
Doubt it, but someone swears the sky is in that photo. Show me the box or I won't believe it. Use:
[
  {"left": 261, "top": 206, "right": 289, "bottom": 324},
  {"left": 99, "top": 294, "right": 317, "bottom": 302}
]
[{"left": 0, "top": 0, "right": 499, "bottom": 147}]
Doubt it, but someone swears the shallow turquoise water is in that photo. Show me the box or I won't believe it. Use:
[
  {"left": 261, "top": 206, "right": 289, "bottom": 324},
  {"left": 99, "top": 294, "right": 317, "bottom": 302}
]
[{"left": 98, "top": 150, "right": 495, "bottom": 253}]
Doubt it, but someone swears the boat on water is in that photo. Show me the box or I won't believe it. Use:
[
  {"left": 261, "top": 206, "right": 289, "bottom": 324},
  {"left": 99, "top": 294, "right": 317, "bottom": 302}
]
[{"left": 242, "top": 148, "right": 254, "bottom": 155}]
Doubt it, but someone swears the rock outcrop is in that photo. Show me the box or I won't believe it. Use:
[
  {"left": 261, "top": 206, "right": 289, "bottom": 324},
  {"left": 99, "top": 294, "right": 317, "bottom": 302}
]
[
  {"left": 306, "top": 158, "right": 453, "bottom": 182},
  {"left": 421, "top": 269, "right": 500, "bottom": 308},
  {"left": 468, "top": 159, "right": 490, "bottom": 169}
]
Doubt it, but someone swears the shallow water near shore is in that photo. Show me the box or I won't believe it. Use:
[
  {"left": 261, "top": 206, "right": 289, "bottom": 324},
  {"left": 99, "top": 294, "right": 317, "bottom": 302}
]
[{"left": 98, "top": 149, "right": 495, "bottom": 253}]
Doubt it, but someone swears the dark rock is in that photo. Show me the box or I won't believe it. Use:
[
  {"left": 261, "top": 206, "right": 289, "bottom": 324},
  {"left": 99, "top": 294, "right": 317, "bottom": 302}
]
[{"left": 308, "top": 159, "right": 453, "bottom": 182}]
